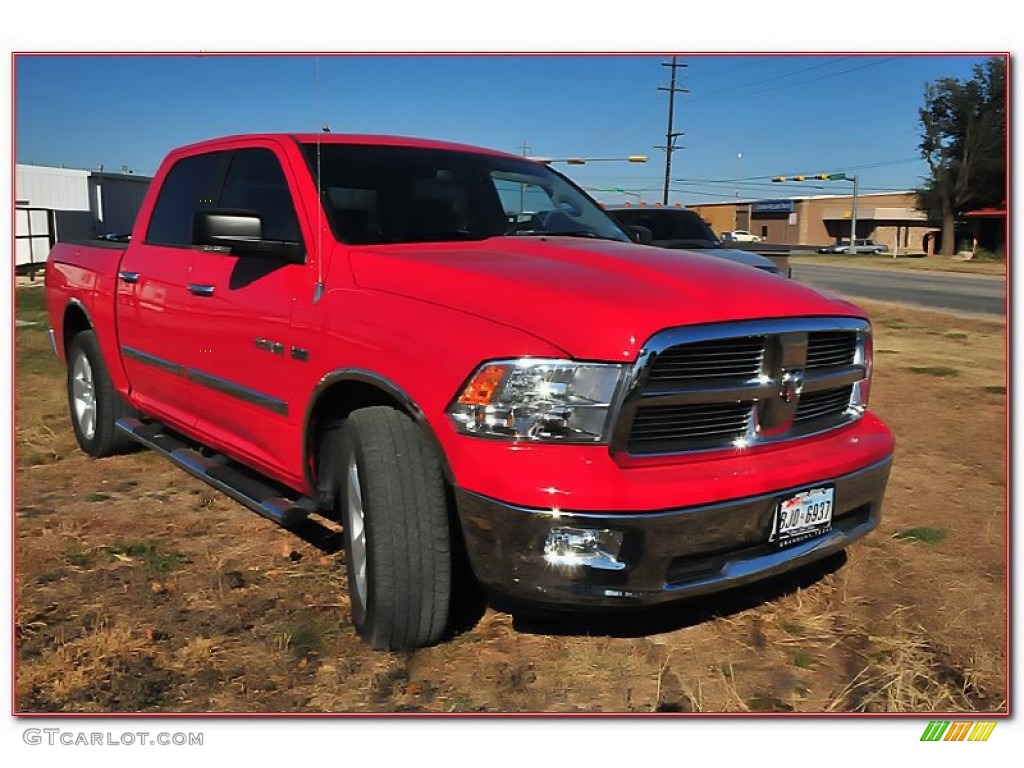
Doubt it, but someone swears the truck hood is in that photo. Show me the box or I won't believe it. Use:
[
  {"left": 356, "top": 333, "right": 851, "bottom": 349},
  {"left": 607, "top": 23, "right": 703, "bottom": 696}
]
[{"left": 351, "top": 237, "right": 863, "bottom": 360}]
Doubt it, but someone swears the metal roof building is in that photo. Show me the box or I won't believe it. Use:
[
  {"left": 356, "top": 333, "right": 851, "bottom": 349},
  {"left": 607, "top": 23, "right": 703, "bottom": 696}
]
[{"left": 15, "top": 164, "right": 151, "bottom": 272}]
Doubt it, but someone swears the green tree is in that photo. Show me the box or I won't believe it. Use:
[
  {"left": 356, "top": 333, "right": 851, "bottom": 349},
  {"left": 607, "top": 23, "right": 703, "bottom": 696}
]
[{"left": 916, "top": 57, "right": 1006, "bottom": 255}]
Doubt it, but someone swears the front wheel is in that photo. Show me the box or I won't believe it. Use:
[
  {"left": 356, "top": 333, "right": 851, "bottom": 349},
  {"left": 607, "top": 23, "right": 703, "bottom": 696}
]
[
  {"left": 323, "top": 407, "right": 452, "bottom": 649},
  {"left": 66, "top": 330, "right": 137, "bottom": 457}
]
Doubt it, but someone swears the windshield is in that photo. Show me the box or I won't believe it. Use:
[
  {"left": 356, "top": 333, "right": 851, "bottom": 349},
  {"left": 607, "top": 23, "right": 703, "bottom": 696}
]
[
  {"left": 608, "top": 208, "right": 720, "bottom": 248},
  {"left": 301, "top": 143, "right": 631, "bottom": 245}
]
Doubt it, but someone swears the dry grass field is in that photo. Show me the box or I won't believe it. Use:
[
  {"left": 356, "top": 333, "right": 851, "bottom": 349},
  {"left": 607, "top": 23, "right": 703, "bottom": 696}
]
[
  {"left": 789, "top": 252, "right": 1006, "bottom": 276},
  {"left": 14, "top": 284, "right": 1007, "bottom": 713}
]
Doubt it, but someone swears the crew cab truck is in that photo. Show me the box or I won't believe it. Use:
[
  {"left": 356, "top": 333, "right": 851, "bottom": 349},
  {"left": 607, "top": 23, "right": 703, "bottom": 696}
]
[{"left": 46, "top": 134, "right": 895, "bottom": 650}]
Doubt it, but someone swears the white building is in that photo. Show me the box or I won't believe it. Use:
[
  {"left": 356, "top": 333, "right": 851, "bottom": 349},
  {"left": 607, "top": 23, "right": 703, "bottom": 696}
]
[{"left": 15, "top": 164, "right": 151, "bottom": 271}]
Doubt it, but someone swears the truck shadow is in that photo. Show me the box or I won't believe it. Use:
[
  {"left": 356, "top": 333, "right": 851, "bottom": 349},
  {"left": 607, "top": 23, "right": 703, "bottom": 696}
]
[
  {"left": 287, "top": 518, "right": 344, "bottom": 554},
  {"left": 507, "top": 551, "right": 847, "bottom": 639},
  {"left": 280, "top": 515, "right": 845, "bottom": 642}
]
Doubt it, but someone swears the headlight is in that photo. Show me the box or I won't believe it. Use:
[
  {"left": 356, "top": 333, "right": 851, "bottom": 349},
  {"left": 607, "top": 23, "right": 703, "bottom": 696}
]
[
  {"left": 448, "top": 359, "right": 625, "bottom": 442},
  {"left": 852, "top": 326, "right": 873, "bottom": 410}
]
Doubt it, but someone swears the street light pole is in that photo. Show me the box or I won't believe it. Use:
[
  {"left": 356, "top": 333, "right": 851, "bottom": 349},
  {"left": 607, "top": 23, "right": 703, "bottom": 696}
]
[
  {"left": 735, "top": 151, "right": 742, "bottom": 199},
  {"left": 848, "top": 175, "right": 859, "bottom": 250}
]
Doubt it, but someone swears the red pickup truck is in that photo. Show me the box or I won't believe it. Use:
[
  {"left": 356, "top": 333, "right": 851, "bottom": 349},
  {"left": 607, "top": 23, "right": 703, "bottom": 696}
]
[{"left": 45, "top": 133, "right": 894, "bottom": 650}]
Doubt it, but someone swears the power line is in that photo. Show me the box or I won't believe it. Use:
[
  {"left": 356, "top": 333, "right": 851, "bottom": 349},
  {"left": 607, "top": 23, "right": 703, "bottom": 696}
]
[
  {"left": 687, "top": 57, "right": 847, "bottom": 100},
  {"left": 673, "top": 156, "right": 922, "bottom": 186},
  {"left": 686, "top": 57, "right": 898, "bottom": 105},
  {"left": 752, "top": 157, "right": 921, "bottom": 179},
  {"left": 579, "top": 57, "right": 904, "bottom": 171},
  {"left": 676, "top": 180, "right": 829, "bottom": 192},
  {"left": 577, "top": 93, "right": 663, "bottom": 158},
  {"left": 697, "top": 56, "right": 777, "bottom": 76}
]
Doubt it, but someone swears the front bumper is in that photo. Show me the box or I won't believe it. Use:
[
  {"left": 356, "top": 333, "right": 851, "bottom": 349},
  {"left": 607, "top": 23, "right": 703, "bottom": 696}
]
[{"left": 455, "top": 456, "right": 891, "bottom": 608}]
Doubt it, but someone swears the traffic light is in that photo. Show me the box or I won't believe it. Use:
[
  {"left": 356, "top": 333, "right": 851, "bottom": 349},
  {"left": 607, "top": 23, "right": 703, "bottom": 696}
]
[{"left": 774, "top": 172, "right": 849, "bottom": 182}]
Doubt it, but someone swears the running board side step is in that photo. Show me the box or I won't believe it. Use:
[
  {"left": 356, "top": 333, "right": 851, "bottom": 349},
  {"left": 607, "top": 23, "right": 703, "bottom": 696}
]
[{"left": 115, "top": 417, "right": 317, "bottom": 528}]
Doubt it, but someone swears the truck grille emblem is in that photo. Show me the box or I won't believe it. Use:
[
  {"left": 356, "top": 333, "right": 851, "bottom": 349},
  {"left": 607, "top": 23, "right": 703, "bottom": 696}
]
[{"left": 779, "top": 371, "right": 805, "bottom": 404}]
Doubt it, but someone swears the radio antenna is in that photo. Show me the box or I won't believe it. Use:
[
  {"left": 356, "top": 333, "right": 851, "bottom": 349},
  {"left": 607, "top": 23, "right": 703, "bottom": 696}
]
[{"left": 314, "top": 55, "right": 325, "bottom": 303}]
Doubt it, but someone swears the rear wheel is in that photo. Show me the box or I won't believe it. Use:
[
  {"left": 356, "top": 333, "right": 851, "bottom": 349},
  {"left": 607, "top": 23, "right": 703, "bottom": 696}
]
[
  {"left": 66, "top": 330, "right": 137, "bottom": 457},
  {"left": 322, "top": 407, "right": 452, "bottom": 649}
]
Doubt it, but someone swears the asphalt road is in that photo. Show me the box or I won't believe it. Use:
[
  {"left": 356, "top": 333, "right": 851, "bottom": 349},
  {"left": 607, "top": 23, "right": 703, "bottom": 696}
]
[{"left": 792, "top": 263, "right": 1006, "bottom": 318}]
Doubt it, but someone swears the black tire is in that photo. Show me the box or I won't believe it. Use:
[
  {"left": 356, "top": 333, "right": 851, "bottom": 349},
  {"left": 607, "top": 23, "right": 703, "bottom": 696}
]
[
  {"left": 66, "top": 330, "right": 138, "bottom": 458},
  {"left": 322, "top": 406, "right": 452, "bottom": 650}
]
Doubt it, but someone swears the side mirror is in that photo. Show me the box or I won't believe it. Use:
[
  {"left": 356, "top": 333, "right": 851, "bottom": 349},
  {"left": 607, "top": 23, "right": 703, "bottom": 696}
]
[
  {"left": 628, "top": 225, "right": 654, "bottom": 245},
  {"left": 192, "top": 210, "right": 304, "bottom": 263}
]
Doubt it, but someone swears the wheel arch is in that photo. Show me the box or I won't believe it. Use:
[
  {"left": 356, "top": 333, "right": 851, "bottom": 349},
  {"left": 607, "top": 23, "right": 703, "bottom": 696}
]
[
  {"left": 303, "top": 369, "right": 454, "bottom": 505},
  {"left": 62, "top": 298, "right": 95, "bottom": 359}
]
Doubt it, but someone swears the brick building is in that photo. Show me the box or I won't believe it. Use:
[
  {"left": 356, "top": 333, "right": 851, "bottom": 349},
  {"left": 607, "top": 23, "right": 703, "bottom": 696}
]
[{"left": 687, "top": 191, "right": 934, "bottom": 252}]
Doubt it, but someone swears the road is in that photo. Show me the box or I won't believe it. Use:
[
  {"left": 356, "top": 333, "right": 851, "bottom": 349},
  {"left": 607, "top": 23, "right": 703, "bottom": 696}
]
[{"left": 792, "top": 263, "right": 1006, "bottom": 318}]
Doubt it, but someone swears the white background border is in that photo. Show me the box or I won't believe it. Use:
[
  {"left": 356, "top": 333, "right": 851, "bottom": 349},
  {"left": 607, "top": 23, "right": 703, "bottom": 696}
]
[{"left": 2, "top": 2, "right": 1017, "bottom": 764}]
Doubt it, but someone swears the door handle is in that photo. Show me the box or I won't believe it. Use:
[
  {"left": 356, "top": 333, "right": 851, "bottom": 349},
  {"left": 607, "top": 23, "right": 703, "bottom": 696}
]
[
  {"left": 118, "top": 271, "right": 140, "bottom": 284},
  {"left": 188, "top": 283, "right": 216, "bottom": 297}
]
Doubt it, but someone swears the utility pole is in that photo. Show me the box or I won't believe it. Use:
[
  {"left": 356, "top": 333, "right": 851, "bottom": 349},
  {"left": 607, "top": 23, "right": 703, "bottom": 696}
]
[
  {"left": 657, "top": 57, "right": 688, "bottom": 205},
  {"left": 518, "top": 141, "right": 531, "bottom": 214}
]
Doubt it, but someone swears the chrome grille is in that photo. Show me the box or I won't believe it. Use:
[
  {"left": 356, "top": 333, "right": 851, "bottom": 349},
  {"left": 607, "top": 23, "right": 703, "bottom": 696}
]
[
  {"left": 807, "top": 331, "right": 857, "bottom": 369},
  {"left": 612, "top": 318, "right": 868, "bottom": 457},
  {"left": 628, "top": 402, "right": 753, "bottom": 453},
  {"left": 647, "top": 337, "right": 765, "bottom": 383},
  {"left": 794, "top": 385, "right": 854, "bottom": 426}
]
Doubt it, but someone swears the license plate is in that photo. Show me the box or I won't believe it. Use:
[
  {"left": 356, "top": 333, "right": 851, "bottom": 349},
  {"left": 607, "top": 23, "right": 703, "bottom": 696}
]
[{"left": 773, "top": 486, "right": 834, "bottom": 546}]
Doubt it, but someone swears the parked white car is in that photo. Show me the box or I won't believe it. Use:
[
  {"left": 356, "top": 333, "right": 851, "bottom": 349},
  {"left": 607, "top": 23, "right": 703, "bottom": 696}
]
[
  {"left": 817, "top": 239, "right": 888, "bottom": 254},
  {"left": 722, "top": 230, "right": 761, "bottom": 243}
]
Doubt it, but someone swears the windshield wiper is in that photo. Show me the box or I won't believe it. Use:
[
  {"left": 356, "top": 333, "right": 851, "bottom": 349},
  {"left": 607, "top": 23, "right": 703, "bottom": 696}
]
[
  {"left": 413, "top": 231, "right": 488, "bottom": 242},
  {"left": 508, "top": 229, "right": 622, "bottom": 242},
  {"left": 367, "top": 231, "right": 488, "bottom": 244},
  {"left": 662, "top": 239, "right": 720, "bottom": 248}
]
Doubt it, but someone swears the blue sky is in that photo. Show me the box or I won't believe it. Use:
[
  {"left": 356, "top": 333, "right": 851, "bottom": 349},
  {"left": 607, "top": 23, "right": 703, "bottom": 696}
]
[{"left": 15, "top": 54, "right": 997, "bottom": 206}]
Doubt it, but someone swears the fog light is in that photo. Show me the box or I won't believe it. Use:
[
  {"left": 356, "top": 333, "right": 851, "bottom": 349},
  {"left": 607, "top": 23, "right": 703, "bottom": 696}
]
[{"left": 544, "top": 527, "right": 625, "bottom": 570}]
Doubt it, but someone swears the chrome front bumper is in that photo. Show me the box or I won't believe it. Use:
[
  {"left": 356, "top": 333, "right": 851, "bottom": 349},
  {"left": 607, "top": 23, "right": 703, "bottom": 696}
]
[{"left": 455, "top": 457, "right": 891, "bottom": 608}]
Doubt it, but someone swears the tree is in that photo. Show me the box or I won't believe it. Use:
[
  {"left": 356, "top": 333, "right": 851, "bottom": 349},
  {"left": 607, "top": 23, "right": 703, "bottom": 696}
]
[{"left": 916, "top": 58, "right": 1006, "bottom": 255}]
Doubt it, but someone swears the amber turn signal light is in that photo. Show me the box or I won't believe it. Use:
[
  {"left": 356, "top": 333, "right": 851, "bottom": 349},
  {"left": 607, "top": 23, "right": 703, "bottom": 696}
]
[{"left": 457, "top": 364, "right": 508, "bottom": 406}]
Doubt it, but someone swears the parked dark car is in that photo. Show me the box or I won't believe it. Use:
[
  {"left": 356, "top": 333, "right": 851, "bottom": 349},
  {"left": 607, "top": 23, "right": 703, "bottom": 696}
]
[{"left": 606, "top": 206, "right": 790, "bottom": 276}]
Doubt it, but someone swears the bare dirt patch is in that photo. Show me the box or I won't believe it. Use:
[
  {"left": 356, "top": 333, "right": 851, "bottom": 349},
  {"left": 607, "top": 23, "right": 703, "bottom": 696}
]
[{"left": 14, "top": 289, "right": 1006, "bottom": 713}]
